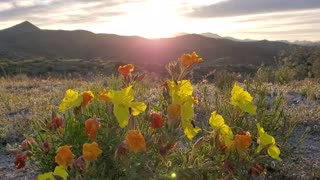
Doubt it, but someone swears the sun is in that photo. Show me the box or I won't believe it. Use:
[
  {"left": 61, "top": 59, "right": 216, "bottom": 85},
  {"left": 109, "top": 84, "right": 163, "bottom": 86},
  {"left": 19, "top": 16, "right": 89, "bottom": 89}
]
[{"left": 124, "top": 0, "right": 182, "bottom": 38}]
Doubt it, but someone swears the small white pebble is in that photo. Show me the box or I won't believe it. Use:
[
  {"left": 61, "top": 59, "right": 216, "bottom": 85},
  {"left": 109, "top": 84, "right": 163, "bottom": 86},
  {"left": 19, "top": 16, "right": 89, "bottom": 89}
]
[{"left": 306, "top": 126, "right": 311, "bottom": 133}]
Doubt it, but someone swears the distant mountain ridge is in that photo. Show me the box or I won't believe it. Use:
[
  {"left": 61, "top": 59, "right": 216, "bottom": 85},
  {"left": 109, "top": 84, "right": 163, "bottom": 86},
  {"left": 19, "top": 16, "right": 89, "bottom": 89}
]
[
  {"left": 1, "top": 21, "right": 40, "bottom": 34},
  {"left": 176, "top": 32, "right": 320, "bottom": 46},
  {"left": 0, "top": 21, "right": 295, "bottom": 75}
]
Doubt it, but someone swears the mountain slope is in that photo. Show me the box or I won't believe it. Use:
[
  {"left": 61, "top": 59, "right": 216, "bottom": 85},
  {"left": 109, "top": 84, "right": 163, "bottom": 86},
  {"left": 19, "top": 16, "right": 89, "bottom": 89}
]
[
  {"left": 1, "top": 21, "right": 40, "bottom": 35},
  {"left": 0, "top": 22, "right": 292, "bottom": 69}
]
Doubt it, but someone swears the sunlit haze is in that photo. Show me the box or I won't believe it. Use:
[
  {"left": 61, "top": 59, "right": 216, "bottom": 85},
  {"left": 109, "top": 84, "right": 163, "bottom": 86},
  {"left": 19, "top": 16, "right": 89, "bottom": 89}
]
[{"left": 0, "top": 0, "right": 320, "bottom": 41}]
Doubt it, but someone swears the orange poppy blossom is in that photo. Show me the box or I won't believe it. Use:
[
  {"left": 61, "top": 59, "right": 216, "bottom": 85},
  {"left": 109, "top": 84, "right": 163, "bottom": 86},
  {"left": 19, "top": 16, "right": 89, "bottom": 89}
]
[
  {"left": 55, "top": 145, "right": 75, "bottom": 168},
  {"left": 81, "top": 91, "right": 94, "bottom": 107},
  {"left": 234, "top": 131, "right": 252, "bottom": 151},
  {"left": 85, "top": 115, "right": 101, "bottom": 141},
  {"left": 118, "top": 64, "right": 134, "bottom": 76},
  {"left": 82, "top": 142, "right": 103, "bottom": 161},
  {"left": 150, "top": 112, "right": 164, "bottom": 130},
  {"left": 180, "top": 52, "right": 203, "bottom": 68},
  {"left": 125, "top": 130, "right": 146, "bottom": 153}
]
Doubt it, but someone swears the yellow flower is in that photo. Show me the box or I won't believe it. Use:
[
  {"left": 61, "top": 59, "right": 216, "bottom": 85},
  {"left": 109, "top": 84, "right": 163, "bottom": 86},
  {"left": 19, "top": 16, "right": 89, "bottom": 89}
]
[
  {"left": 209, "top": 111, "right": 234, "bottom": 149},
  {"left": 83, "top": 142, "right": 102, "bottom": 161},
  {"left": 125, "top": 130, "right": 146, "bottom": 153},
  {"left": 98, "top": 89, "right": 111, "bottom": 103},
  {"left": 55, "top": 145, "right": 75, "bottom": 168},
  {"left": 81, "top": 90, "right": 94, "bottom": 107},
  {"left": 230, "top": 83, "right": 257, "bottom": 115},
  {"left": 167, "top": 80, "right": 193, "bottom": 104},
  {"left": 167, "top": 80, "right": 200, "bottom": 140},
  {"left": 234, "top": 131, "right": 252, "bottom": 151},
  {"left": 118, "top": 64, "right": 134, "bottom": 76},
  {"left": 38, "top": 166, "right": 68, "bottom": 180},
  {"left": 59, "top": 89, "right": 83, "bottom": 113},
  {"left": 209, "top": 111, "right": 233, "bottom": 138},
  {"left": 256, "top": 123, "right": 281, "bottom": 161},
  {"left": 108, "top": 86, "right": 147, "bottom": 128},
  {"left": 180, "top": 52, "right": 203, "bottom": 68}
]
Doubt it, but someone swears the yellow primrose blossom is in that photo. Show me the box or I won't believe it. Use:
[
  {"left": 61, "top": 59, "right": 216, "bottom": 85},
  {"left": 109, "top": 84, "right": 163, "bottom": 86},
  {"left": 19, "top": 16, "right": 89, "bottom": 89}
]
[
  {"left": 38, "top": 166, "right": 68, "bottom": 180},
  {"left": 59, "top": 89, "right": 83, "bottom": 113},
  {"left": 108, "top": 86, "right": 147, "bottom": 128},
  {"left": 209, "top": 111, "right": 234, "bottom": 149},
  {"left": 256, "top": 123, "right": 281, "bottom": 161},
  {"left": 167, "top": 80, "right": 193, "bottom": 104},
  {"left": 167, "top": 80, "right": 200, "bottom": 140},
  {"left": 209, "top": 111, "right": 233, "bottom": 138},
  {"left": 230, "top": 83, "right": 257, "bottom": 115}
]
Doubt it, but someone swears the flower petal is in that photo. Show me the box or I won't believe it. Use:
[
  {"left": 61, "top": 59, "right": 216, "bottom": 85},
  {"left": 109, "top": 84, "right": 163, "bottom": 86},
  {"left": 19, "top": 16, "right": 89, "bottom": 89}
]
[
  {"left": 130, "top": 102, "right": 147, "bottom": 116},
  {"left": 268, "top": 144, "right": 282, "bottom": 161},
  {"left": 113, "top": 104, "right": 130, "bottom": 128}
]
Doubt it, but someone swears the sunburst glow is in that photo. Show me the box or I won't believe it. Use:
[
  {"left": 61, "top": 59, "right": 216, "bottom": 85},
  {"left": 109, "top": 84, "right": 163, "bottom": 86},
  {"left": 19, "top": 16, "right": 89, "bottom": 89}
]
[{"left": 124, "top": 0, "right": 183, "bottom": 38}]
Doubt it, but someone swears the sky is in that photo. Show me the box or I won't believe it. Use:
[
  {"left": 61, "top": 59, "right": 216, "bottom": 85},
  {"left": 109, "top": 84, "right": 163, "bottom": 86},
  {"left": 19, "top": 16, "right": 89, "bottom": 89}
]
[{"left": 0, "top": 0, "right": 320, "bottom": 41}]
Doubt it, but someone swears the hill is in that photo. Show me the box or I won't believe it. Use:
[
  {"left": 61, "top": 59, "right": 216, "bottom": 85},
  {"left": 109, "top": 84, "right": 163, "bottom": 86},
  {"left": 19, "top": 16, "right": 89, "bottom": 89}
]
[{"left": 0, "top": 21, "right": 294, "bottom": 76}]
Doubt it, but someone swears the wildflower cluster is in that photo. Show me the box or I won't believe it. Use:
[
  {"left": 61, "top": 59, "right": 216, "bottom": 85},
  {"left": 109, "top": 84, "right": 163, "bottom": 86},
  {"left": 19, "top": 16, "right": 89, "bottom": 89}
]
[{"left": 17, "top": 52, "right": 284, "bottom": 179}]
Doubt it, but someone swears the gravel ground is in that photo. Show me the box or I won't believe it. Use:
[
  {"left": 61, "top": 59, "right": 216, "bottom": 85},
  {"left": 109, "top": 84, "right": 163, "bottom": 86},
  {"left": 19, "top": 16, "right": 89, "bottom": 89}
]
[{"left": 0, "top": 154, "right": 37, "bottom": 180}]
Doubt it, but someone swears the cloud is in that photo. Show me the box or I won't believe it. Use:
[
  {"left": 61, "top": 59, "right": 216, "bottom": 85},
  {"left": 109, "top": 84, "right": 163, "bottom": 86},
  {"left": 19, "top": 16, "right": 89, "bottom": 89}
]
[
  {"left": 0, "top": 0, "right": 126, "bottom": 27},
  {"left": 225, "top": 9, "right": 320, "bottom": 41},
  {"left": 189, "top": 0, "right": 320, "bottom": 18}
]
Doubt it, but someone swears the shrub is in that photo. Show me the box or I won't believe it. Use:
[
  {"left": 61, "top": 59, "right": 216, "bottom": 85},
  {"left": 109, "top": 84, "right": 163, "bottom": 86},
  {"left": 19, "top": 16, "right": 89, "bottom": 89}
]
[{"left": 14, "top": 52, "right": 290, "bottom": 179}]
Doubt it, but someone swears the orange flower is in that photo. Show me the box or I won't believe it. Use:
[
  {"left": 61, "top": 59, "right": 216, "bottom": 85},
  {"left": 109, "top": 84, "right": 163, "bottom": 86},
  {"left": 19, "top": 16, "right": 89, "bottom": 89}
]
[
  {"left": 83, "top": 142, "right": 102, "bottom": 161},
  {"left": 98, "top": 89, "right": 111, "bottom": 103},
  {"left": 118, "top": 64, "right": 134, "bottom": 76},
  {"left": 15, "top": 153, "right": 27, "bottom": 169},
  {"left": 55, "top": 145, "right": 75, "bottom": 168},
  {"left": 150, "top": 112, "right": 164, "bottom": 130},
  {"left": 125, "top": 130, "right": 146, "bottom": 153},
  {"left": 167, "top": 104, "right": 181, "bottom": 120},
  {"left": 48, "top": 117, "right": 64, "bottom": 131},
  {"left": 85, "top": 115, "right": 101, "bottom": 141},
  {"left": 81, "top": 91, "right": 94, "bottom": 107},
  {"left": 234, "top": 131, "right": 252, "bottom": 151},
  {"left": 180, "top": 52, "right": 203, "bottom": 68}
]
